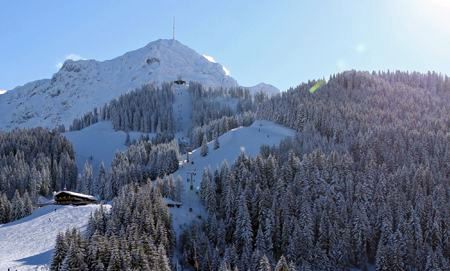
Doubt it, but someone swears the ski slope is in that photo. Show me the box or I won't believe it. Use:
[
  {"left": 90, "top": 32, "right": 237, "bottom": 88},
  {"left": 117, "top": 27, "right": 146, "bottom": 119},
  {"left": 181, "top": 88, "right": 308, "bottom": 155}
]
[
  {"left": 64, "top": 121, "right": 152, "bottom": 172},
  {"left": 172, "top": 84, "right": 192, "bottom": 140},
  {"left": 169, "top": 120, "right": 296, "bottom": 237},
  {"left": 0, "top": 204, "right": 108, "bottom": 271}
]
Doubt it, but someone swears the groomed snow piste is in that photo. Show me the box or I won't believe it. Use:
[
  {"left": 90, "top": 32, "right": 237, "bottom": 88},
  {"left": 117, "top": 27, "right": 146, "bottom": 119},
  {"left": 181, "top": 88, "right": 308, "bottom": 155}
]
[{"left": 0, "top": 204, "right": 108, "bottom": 271}]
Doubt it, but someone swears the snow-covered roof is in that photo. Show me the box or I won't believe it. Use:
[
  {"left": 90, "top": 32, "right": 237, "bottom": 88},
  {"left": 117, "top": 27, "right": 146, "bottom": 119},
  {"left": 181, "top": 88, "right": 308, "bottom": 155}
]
[
  {"left": 54, "top": 191, "right": 97, "bottom": 201},
  {"left": 37, "top": 195, "right": 52, "bottom": 204}
]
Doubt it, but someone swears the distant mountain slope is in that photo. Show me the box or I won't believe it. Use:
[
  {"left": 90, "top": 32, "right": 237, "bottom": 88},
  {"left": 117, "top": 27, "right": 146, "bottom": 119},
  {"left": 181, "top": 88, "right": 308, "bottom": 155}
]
[
  {"left": 0, "top": 39, "right": 238, "bottom": 130},
  {"left": 247, "top": 82, "right": 280, "bottom": 96}
]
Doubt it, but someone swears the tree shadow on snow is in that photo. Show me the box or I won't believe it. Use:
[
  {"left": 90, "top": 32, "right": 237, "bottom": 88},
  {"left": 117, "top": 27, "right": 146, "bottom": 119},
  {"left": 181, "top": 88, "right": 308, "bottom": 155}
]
[{"left": 16, "top": 249, "right": 54, "bottom": 267}]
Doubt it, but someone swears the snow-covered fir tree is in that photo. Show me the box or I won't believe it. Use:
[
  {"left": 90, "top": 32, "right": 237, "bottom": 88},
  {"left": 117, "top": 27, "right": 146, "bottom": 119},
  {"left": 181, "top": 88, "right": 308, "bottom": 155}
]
[
  {"left": 70, "top": 83, "right": 175, "bottom": 133},
  {"left": 200, "top": 135, "right": 209, "bottom": 157},
  {"left": 180, "top": 71, "right": 450, "bottom": 271},
  {"left": 50, "top": 182, "right": 174, "bottom": 271},
  {"left": 0, "top": 128, "right": 77, "bottom": 223},
  {"left": 214, "top": 134, "right": 220, "bottom": 150}
]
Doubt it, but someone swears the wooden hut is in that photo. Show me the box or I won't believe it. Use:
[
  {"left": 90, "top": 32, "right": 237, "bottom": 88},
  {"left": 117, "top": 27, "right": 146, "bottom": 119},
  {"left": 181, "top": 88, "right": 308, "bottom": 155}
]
[{"left": 54, "top": 191, "right": 98, "bottom": 205}]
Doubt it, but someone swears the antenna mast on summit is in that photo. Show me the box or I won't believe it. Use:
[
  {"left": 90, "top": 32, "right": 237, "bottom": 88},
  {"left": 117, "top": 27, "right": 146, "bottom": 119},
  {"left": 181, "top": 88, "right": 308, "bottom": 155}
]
[{"left": 173, "top": 16, "right": 175, "bottom": 40}]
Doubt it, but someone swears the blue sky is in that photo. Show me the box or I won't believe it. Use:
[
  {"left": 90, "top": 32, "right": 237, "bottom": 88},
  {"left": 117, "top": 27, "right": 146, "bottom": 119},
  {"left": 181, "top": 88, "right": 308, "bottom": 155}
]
[{"left": 1, "top": 0, "right": 449, "bottom": 91}]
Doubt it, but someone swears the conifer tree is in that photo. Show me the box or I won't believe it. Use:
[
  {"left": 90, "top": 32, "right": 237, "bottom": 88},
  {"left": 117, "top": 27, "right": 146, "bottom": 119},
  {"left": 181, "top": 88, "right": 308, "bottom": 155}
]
[
  {"left": 214, "top": 135, "right": 220, "bottom": 150},
  {"left": 201, "top": 135, "right": 209, "bottom": 157},
  {"left": 156, "top": 245, "right": 171, "bottom": 271},
  {"left": 258, "top": 255, "right": 272, "bottom": 271},
  {"left": 274, "top": 256, "right": 289, "bottom": 271},
  {"left": 234, "top": 193, "right": 253, "bottom": 250},
  {"left": 50, "top": 232, "right": 68, "bottom": 271}
]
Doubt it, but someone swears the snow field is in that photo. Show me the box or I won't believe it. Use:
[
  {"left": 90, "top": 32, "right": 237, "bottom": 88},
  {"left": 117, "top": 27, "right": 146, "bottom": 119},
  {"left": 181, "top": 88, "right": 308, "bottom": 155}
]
[
  {"left": 64, "top": 121, "right": 152, "bottom": 172},
  {"left": 0, "top": 204, "right": 109, "bottom": 271}
]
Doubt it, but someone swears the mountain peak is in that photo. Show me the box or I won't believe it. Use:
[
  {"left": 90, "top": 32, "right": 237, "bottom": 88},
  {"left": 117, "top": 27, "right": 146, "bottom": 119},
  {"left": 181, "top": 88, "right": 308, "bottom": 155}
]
[
  {"left": 0, "top": 39, "right": 238, "bottom": 130},
  {"left": 145, "top": 38, "right": 183, "bottom": 47}
]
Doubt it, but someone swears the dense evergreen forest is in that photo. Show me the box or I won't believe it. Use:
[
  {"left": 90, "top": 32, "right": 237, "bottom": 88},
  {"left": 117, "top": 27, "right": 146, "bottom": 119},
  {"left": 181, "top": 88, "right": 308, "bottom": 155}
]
[
  {"left": 187, "top": 81, "right": 254, "bottom": 127},
  {"left": 0, "top": 128, "right": 77, "bottom": 223},
  {"left": 180, "top": 71, "right": 450, "bottom": 270},
  {"left": 70, "top": 83, "right": 175, "bottom": 133},
  {"left": 2, "top": 71, "right": 448, "bottom": 270},
  {"left": 187, "top": 82, "right": 259, "bottom": 148},
  {"left": 70, "top": 81, "right": 261, "bottom": 150},
  {"left": 77, "top": 137, "right": 180, "bottom": 200},
  {"left": 69, "top": 81, "right": 257, "bottom": 137},
  {"left": 50, "top": 182, "right": 173, "bottom": 271}
]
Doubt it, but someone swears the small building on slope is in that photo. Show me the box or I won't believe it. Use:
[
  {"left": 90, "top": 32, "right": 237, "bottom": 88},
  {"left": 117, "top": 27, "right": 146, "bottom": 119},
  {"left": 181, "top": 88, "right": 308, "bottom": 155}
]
[
  {"left": 174, "top": 79, "right": 186, "bottom": 85},
  {"left": 54, "top": 191, "right": 98, "bottom": 205},
  {"left": 163, "top": 197, "right": 182, "bottom": 208}
]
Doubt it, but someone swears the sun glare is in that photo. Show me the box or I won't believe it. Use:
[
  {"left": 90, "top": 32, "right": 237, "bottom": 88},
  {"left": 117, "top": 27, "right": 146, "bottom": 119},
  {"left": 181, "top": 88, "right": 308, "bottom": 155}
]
[
  {"left": 408, "top": 0, "right": 450, "bottom": 35},
  {"left": 429, "top": 0, "right": 450, "bottom": 8}
]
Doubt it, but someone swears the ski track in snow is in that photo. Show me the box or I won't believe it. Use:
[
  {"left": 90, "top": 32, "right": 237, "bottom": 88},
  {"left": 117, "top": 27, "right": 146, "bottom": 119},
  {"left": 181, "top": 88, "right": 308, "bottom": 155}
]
[
  {"left": 0, "top": 204, "right": 108, "bottom": 271},
  {"left": 173, "top": 84, "right": 192, "bottom": 139}
]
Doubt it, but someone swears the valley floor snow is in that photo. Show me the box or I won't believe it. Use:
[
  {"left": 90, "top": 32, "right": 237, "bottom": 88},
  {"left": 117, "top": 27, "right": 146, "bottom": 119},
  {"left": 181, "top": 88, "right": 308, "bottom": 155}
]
[{"left": 0, "top": 204, "right": 107, "bottom": 271}]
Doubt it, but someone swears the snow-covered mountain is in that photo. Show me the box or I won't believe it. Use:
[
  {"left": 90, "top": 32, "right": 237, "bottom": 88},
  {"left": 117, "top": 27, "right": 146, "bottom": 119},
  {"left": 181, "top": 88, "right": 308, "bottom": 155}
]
[
  {"left": 247, "top": 82, "right": 280, "bottom": 96},
  {"left": 0, "top": 89, "right": 6, "bottom": 95},
  {"left": 0, "top": 39, "right": 238, "bottom": 130}
]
